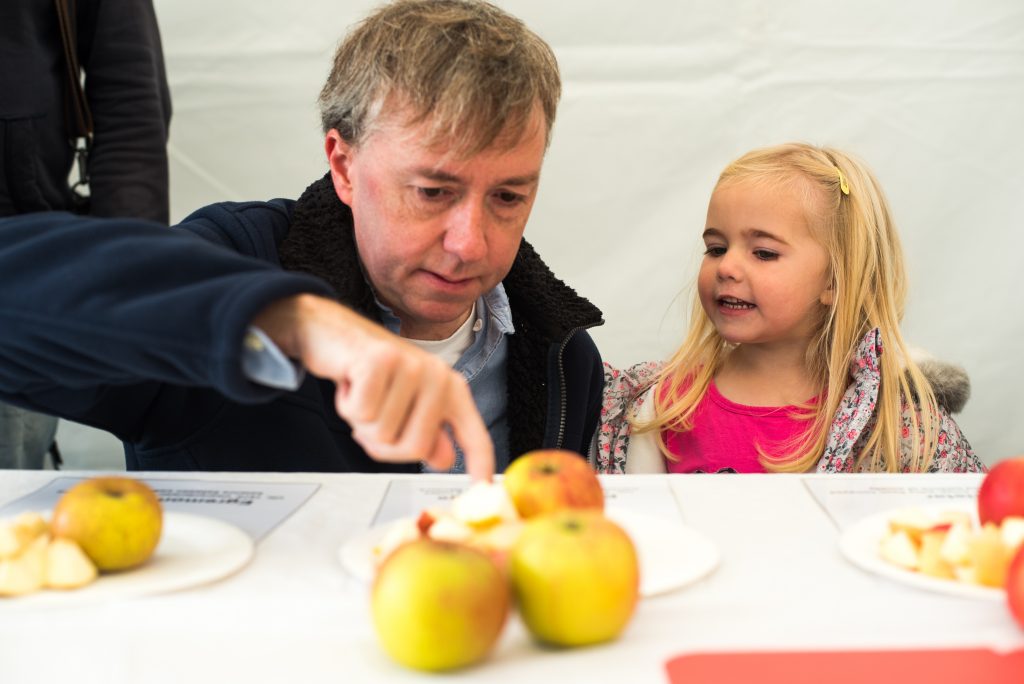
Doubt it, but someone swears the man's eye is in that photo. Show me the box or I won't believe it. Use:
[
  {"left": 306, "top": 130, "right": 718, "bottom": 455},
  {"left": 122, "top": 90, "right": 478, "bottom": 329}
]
[
  {"left": 417, "top": 187, "right": 449, "bottom": 200},
  {"left": 494, "top": 191, "right": 526, "bottom": 205},
  {"left": 754, "top": 249, "right": 779, "bottom": 261},
  {"left": 703, "top": 246, "right": 726, "bottom": 257}
]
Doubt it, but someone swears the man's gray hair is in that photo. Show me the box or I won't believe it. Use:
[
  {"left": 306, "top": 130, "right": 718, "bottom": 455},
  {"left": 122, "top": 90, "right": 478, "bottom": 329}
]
[{"left": 318, "top": 0, "right": 561, "bottom": 155}]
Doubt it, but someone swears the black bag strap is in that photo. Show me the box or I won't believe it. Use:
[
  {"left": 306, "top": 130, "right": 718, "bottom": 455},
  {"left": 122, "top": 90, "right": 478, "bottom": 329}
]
[
  {"left": 55, "top": 0, "right": 92, "bottom": 140},
  {"left": 55, "top": 0, "right": 92, "bottom": 202}
]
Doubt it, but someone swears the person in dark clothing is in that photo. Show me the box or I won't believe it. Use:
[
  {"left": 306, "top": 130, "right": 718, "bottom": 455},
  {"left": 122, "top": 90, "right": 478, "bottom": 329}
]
[
  {"left": 0, "top": 0, "right": 172, "bottom": 468},
  {"left": 0, "top": 0, "right": 604, "bottom": 481}
]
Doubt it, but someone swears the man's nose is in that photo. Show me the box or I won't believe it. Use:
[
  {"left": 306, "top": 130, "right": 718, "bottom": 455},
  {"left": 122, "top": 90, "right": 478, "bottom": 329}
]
[{"left": 443, "top": 200, "right": 488, "bottom": 262}]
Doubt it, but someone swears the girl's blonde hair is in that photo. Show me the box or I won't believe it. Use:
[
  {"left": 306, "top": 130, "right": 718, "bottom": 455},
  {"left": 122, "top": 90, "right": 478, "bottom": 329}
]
[{"left": 641, "top": 142, "right": 939, "bottom": 473}]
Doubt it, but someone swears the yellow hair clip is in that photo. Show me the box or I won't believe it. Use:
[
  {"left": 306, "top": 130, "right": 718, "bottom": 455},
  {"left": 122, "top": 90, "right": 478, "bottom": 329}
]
[{"left": 836, "top": 167, "right": 850, "bottom": 196}]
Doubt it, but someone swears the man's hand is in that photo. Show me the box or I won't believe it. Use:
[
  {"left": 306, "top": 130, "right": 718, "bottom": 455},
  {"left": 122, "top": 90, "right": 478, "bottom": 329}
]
[{"left": 252, "top": 294, "right": 494, "bottom": 481}]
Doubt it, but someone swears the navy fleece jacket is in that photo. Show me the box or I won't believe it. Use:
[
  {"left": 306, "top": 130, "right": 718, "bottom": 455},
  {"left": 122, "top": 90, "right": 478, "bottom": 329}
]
[{"left": 0, "top": 197, "right": 604, "bottom": 472}]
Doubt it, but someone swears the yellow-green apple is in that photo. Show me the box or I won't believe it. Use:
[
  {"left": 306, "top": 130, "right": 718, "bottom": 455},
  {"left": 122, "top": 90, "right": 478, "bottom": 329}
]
[
  {"left": 510, "top": 510, "right": 639, "bottom": 647},
  {"left": 978, "top": 456, "right": 1024, "bottom": 526},
  {"left": 1008, "top": 545, "right": 1024, "bottom": 629},
  {"left": 371, "top": 538, "right": 509, "bottom": 672},
  {"left": 51, "top": 477, "right": 163, "bottom": 571},
  {"left": 502, "top": 449, "right": 604, "bottom": 519}
]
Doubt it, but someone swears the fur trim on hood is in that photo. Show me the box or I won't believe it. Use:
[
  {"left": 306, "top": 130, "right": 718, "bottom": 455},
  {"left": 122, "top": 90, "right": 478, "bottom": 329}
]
[{"left": 913, "top": 354, "right": 971, "bottom": 414}]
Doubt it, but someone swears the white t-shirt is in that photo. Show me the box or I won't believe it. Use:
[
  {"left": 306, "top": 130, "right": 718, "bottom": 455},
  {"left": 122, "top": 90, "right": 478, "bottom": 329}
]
[{"left": 405, "top": 304, "right": 481, "bottom": 367}]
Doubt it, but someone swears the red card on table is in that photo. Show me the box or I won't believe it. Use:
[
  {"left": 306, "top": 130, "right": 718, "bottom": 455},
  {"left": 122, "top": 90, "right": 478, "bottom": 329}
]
[{"left": 665, "top": 648, "right": 1024, "bottom": 684}]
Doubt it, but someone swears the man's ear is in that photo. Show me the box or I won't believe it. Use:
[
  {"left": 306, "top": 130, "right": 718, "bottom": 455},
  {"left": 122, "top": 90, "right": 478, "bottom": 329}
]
[{"left": 325, "top": 129, "right": 355, "bottom": 206}]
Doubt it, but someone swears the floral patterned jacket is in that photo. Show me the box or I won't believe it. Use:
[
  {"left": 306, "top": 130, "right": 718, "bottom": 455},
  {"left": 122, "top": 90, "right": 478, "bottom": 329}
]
[{"left": 593, "top": 329, "right": 986, "bottom": 474}]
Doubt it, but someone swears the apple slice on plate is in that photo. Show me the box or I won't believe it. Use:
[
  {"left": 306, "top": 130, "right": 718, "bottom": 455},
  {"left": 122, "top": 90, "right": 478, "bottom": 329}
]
[
  {"left": 839, "top": 503, "right": 1006, "bottom": 600},
  {"left": 340, "top": 506, "right": 719, "bottom": 598}
]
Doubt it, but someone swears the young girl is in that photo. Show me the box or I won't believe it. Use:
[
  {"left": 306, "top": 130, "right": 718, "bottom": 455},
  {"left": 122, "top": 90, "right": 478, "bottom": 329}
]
[{"left": 596, "top": 143, "right": 984, "bottom": 474}]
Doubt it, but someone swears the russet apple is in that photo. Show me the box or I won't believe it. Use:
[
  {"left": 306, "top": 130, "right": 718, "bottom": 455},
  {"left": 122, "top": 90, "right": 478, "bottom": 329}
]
[
  {"left": 1008, "top": 545, "right": 1024, "bottom": 629},
  {"left": 51, "top": 476, "right": 163, "bottom": 572},
  {"left": 371, "top": 538, "right": 509, "bottom": 672},
  {"left": 502, "top": 449, "right": 604, "bottom": 519},
  {"left": 978, "top": 456, "right": 1024, "bottom": 526},
  {"left": 510, "top": 510, "right": 639, "bottom": 647}
]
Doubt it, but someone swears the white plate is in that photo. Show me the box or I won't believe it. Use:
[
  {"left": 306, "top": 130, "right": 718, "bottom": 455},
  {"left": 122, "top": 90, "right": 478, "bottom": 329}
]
[
  {"left": 4, "top": 512, "right": 254, "bottom": 608},
  {"left": 838, "top": 504, "right": 1003, "bottom": 601},
  {"left": 338, "top": 507, "right": 719, "bottom": 598}
]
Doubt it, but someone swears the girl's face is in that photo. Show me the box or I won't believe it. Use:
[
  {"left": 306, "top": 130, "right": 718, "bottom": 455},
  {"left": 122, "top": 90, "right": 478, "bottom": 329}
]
[{"left": 698, "top": 179, "right": 833, "bottom": 352}]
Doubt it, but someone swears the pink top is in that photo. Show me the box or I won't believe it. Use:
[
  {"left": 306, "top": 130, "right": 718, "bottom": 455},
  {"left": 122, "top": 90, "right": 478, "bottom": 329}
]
[{"left": 661, "top": 381, "right": 815, "bottom": 473}]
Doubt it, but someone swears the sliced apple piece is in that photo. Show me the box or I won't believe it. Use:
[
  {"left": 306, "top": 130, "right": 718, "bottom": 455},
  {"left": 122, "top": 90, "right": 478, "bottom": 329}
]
[
  {"left": 0, "top": 522, "right": 23, "bottom": 560},
  {"left": 886, "top": 508, "right": 935, "bottom": 545},
  {"left": 939, "top": 521, "right": 972, "bottom": 566},
  {"left": 919, "top": 531, "right": 955, "bottom": 580},
  {"left": 451, "top": 481, "right": 517, "bottom": 529},
  {"left": 0, "top": 533, "right": 47, "bottom": 597},
  {"left": 425, "top": 516, "right": 474, "bottom": 544},
  {"left": 471, "top": 519, "right": 524, "bottom": 571},
  {"left": 12, "top": 512, "right": 49, "bottom": 540},
  {"left": 969, "top": 523, "right": 1013, "bottom": 588},
  {"left": 416, "top": 510, "right": 437, "bottom": 537},
  {"left": 933, "top": 510, "right": 972, "bottom": 531},
  {"left": 45, "top": 538, "right": 98, "bottom": 590},
  {"left": 0, "top": 512, "right": 48, "bottom": 560},
  {"left": 880, "top": 529, "right": 920, "bottom": 570},
  {"left": 953, "top": 564, "right": 979, "bottom": 585},
  {"left": 372, "top": 518, "right": 421, "bottom": 566},
  {"left": 1000, "top": 516, "right": 1024, "bottom": 553},
  {"left": 0, "top": 557, "right": 43, "bottom": 597}
]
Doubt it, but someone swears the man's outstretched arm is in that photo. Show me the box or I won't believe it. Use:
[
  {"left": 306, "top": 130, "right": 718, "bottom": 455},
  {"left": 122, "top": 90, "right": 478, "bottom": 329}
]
[{"left": 0, "top": 212, "right": 494, "bottom": 479}]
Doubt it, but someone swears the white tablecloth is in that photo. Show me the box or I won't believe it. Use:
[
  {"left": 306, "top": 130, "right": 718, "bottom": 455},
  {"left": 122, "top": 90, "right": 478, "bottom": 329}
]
[{"left": 0, "top": 471, "right": 1020, "bottom": 683}]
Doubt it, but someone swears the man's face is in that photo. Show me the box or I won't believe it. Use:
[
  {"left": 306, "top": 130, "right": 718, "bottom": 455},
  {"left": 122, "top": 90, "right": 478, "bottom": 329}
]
[{"left": 327, "top": 107, "right": 547, "bottom": 340}]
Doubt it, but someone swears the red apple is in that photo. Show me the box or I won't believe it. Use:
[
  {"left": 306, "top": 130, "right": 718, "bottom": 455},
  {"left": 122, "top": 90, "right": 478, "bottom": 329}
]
[
  {"left": 502, "top": 449, "right": 604, "bottom": 519},
  {"left": 1008, "top": 545, "right": 1024, "bottom": 629},
  {"left": 978, "top": 457, "right": 1024, "bottom": 526}
]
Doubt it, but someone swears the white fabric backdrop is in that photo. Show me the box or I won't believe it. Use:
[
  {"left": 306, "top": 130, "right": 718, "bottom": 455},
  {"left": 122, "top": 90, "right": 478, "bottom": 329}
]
[{"left": 152, "top": 0, "right": 1024, "bottom": 465}]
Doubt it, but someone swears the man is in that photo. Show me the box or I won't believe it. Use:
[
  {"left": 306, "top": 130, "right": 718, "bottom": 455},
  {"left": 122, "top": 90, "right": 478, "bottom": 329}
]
[
  {"left": 0, "top": 0, "right": 172, "bottom": 468},
  {"left": 0, "top": 0, "right": 604, "bottom": 481}
]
